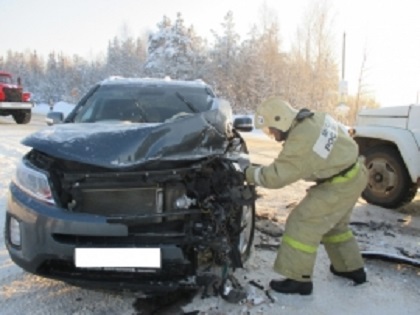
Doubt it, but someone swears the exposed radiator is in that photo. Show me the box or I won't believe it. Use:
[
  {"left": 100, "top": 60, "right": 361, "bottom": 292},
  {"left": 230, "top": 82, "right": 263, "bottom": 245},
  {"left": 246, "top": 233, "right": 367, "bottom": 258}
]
[{"left": 79, "top": 187, "right": 163, "bottom": 220}]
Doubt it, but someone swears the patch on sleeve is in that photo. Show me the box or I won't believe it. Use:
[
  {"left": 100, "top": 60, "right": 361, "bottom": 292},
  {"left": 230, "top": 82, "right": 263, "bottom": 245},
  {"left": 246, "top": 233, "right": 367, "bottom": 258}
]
[{"left": 312, "top": 115, "right": 338, "bottom": 159}]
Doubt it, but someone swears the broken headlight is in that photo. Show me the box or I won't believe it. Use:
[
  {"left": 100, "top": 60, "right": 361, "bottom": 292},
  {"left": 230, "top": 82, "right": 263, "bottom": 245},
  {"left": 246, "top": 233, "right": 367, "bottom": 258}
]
[
  {"left": 13, "top": 160, "right": 55, "bottom": 205},
  {"left": 174, "top": 194, "right": 196, "bottom": 209}
]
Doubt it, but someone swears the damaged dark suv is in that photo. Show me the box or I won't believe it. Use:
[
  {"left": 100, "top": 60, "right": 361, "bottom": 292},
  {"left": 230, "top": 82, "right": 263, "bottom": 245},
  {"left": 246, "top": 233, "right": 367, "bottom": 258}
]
[{"left": 5, "top": 77, "right": 255, "bottom": 292}]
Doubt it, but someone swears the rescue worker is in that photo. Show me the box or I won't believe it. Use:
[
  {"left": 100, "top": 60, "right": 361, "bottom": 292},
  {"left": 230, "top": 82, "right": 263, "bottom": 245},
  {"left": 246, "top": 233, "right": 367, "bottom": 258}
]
[{"left": 244, "top": 97, "right": 368, "bottom": 295}]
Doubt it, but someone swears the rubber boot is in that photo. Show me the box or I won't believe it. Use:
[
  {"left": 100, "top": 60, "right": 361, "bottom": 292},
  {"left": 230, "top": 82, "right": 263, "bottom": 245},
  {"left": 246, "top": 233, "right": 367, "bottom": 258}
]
[
  {"left": 330, "top": 265, "right": 366, "bottom": 285},
  {"left": 269, "top": 279, "right": 313, "bottom": 295}
]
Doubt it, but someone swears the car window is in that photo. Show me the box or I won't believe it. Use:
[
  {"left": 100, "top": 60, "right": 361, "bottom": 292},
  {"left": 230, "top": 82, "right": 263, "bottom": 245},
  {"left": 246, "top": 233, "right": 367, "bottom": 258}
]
[
  {"left": 0, "top": 75, "right": 12, "bottom": 84},
  {"left": 73, "top": 83, "right": 214, "bottom": 123}
]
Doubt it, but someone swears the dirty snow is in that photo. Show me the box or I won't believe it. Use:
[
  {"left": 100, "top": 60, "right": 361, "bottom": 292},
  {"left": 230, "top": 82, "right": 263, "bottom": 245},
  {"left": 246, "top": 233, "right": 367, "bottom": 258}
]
[{"left": 0, "top": 111, "right": 419, "bottom": 315}]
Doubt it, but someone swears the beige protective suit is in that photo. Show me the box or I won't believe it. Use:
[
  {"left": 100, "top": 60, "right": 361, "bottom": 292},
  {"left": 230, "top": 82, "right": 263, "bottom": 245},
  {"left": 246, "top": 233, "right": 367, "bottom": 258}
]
[{"left": 245, "top": 109, "right": 367, "bottom": 282}]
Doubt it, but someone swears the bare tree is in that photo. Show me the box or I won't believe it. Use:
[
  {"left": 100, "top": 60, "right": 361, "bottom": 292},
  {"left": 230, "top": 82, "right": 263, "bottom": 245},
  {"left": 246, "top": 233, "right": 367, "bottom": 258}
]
[
  {"left": 208, "top": 11, "right": 240, "bottom": 104},
  {"left": 351, "top": 45, "right": 368, "bottom": 123},
  {"left": 287, "top": 0, "right": 339, "bottom": 111},
  {"left": 258, "top": 0, "right": 278, "bottom": 32},
  {"left": 343, "top": 43, "right": 380, "bottom": 124}
]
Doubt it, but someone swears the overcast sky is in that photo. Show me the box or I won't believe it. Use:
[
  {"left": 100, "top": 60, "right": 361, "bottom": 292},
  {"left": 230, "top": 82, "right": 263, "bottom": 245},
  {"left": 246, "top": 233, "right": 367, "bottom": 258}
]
[{"left": 2, "top": 0, "right": 420, "bottom": 107}]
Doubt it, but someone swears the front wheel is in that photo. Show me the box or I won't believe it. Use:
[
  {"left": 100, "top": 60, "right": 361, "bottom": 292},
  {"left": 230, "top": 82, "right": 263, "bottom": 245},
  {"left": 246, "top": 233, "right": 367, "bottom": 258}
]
[
  {"left": 12, "top": 110, "right": 31, "bottom": 124},
  {"left": 362, "top": 145, "right": 417, "bottom": 208},
  {"left": 237, "top": 202, "right": 255, "bottom": 262}
]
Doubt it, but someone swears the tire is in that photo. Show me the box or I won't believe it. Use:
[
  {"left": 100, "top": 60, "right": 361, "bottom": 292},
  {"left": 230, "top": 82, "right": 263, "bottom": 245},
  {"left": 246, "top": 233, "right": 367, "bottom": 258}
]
[
  {"left": 237, "top": 201, "right": 255, "bottom": 262},
  {"left": 12, "top": 110, "right": 31, "bottom": 124},
  {"left": 362, "top": 145, "right": 417, "bottom": 208}
]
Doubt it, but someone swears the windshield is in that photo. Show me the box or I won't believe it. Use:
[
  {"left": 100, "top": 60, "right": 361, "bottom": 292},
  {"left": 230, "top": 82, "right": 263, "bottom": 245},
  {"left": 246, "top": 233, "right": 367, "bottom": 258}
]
[
  {"left": 0, "top": 74, "right": 12, "bottom": 84},
  {"left": 72, "top": 83, "right": 215, "bottom": 123}
]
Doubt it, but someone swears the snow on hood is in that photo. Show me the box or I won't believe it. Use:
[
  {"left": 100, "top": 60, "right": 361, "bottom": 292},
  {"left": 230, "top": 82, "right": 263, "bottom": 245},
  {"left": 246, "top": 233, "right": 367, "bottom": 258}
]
[{"left": 22, "top": 108, "right": 232, "bottom": 169}]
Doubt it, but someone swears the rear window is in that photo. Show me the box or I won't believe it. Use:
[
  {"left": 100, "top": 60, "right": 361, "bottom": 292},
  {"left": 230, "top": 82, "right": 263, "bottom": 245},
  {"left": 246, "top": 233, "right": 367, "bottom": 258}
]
[{"left": 73, "top": 83, "right": 215, "bottom": 123}]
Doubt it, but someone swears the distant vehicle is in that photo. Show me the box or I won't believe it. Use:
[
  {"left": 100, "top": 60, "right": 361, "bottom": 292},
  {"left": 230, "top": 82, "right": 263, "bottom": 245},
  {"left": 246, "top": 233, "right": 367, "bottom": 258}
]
[
  {"left": 5, "top": 77, "right": 255, "bottom": 292},
  {"left": 351, "top": 104, "right": 420, "bottom": 208},
  {"left": 0, "top": 71, "right": 32, "bottom": 124}
]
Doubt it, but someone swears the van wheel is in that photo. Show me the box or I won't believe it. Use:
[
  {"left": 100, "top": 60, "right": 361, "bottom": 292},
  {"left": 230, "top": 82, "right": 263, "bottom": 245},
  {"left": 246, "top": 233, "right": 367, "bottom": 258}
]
[{"left": 362, "top": 145, "right": 417, "bottom": 208}]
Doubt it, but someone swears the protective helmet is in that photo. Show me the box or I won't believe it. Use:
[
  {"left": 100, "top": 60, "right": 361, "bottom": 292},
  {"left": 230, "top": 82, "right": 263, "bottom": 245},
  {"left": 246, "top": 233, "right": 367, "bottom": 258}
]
[{"left": 254, "top": 97, "right": 298, "bottom": 132}]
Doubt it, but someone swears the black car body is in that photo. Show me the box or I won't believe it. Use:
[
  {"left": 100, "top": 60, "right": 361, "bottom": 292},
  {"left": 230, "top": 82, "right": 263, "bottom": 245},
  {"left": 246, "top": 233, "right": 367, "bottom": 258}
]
[{"left": 4, "top": 77, "right": 255, "bottom": 292}]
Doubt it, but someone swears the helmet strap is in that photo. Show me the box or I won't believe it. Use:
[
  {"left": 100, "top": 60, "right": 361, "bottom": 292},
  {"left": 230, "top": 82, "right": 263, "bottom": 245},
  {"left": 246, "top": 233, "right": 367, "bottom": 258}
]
[
  {"left": 280, "top": 129, "right": 289, "bottom": 141},
  {"left": 296, "top": 108, "right": 314, "bottom": 122},
  {"left": 271, "top": 128, "right": 289, "bottom": 142}
]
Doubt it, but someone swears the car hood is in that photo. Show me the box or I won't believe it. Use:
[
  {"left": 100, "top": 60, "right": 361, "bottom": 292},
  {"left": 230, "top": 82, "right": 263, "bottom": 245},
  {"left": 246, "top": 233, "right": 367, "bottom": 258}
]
[{"left": 22, "top": 109, "right": 232, "bottom": 169}]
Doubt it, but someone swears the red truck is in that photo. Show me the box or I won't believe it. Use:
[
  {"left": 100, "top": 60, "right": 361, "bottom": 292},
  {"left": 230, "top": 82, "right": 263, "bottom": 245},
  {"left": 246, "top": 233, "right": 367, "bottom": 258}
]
[{"left": 0, "top": 71, "right": 32, "bottom": 124}]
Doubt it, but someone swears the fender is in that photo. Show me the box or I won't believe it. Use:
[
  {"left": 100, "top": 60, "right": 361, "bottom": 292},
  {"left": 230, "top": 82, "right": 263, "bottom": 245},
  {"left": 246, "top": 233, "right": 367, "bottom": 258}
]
[{"left": 353, "top": 125, "right": 420, "bottom": 183}]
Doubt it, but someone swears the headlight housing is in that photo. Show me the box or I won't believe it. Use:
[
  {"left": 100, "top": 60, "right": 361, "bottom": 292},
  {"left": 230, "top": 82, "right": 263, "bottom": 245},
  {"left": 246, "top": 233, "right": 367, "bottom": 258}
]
[{"left": 13, "top": 160, "right": 55, "bottom": 204}]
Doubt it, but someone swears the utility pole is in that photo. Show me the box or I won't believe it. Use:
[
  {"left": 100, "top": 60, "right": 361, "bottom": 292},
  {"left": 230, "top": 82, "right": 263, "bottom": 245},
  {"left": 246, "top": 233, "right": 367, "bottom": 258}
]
[
  {"left": 342, "top": 32, "right": 346, "bottom": 81},
  {"left": 336, "top": 32, "right": 349, "bottom": 121},
  {"left": 340, "top": 32, "right": 348, "bottom": 99}
]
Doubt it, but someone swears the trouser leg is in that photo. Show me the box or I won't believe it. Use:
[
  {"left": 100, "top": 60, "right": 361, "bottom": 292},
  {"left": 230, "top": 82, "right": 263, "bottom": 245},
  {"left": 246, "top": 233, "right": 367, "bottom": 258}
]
[
  {"left": 323, "top": 165, "right": 367, "bottom": 271},
  {"left": 274, "top": 164, "right": 367, "bottom": 281},
  {"left": 273, "top": 187, "right": 334, "bottom": 282},
  {"left": 322, "top": 209, "right": 364, "bottom": 272},
  {"left": 273, "top": 204, "right": 319, "bottom": 282}
]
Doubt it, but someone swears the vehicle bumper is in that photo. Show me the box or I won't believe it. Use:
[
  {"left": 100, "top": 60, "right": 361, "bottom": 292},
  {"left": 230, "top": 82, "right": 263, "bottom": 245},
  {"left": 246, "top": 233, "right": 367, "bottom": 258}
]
[
  {"left": 0, "top": 102, "right": 32, "bottom": 110},
  {"left": 5, "top": 183, "right": 197, "bottom": 291}
]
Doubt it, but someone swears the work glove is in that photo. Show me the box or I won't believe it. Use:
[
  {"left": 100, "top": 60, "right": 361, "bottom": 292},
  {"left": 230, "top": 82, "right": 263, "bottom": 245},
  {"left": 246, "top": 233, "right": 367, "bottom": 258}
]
[
  {"left": 244, "top": 164, "right": 263, "bottom": 186},
  {"left": 236, "top": 156, "right": 249, "bottom": 173}
]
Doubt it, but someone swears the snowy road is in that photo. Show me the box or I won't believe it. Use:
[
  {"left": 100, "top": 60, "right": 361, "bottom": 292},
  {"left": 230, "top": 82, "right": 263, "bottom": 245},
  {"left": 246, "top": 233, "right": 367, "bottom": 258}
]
[{"left": 1, "top": 115, "right": 420, "bottom": 315}]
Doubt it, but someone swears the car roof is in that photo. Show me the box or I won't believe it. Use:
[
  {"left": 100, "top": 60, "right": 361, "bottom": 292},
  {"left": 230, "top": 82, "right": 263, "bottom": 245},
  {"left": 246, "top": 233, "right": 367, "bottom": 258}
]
[{"left": 100, "top": 76, "right": 210, "bottom": 89}]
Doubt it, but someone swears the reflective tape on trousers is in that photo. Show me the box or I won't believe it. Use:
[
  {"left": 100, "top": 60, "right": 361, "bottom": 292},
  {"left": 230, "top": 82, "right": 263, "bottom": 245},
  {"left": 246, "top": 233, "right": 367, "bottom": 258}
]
[
  {"left": 282, "top": 235, "right": 318, "bottom": 254},
  {"left": 323, "top": 230, "right": 354, "bottom": 244}
]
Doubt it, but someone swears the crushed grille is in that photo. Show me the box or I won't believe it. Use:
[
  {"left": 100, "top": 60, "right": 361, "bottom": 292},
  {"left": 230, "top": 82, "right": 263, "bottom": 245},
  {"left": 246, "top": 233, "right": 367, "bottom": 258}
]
[{"left": 79, "top": 187, "right": 162, "bottom": 220}]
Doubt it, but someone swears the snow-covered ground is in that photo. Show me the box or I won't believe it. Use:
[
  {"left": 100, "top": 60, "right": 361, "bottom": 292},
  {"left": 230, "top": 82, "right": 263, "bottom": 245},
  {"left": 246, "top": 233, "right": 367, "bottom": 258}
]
[{"left": 0, "top": 109, "right": 419, "bottom": 315}]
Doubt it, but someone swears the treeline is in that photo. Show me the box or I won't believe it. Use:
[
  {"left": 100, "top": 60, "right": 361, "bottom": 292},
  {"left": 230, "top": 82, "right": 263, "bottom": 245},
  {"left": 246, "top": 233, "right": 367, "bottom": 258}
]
[{"left": 0, "top": 4, "right": 378, "bottom": 124}]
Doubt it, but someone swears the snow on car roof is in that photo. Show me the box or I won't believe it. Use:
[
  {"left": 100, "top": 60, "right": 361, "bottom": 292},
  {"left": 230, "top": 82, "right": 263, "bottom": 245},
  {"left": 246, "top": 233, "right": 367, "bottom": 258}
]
[{"left": 101, "top": 76, "right": 209, "bottom": 88}]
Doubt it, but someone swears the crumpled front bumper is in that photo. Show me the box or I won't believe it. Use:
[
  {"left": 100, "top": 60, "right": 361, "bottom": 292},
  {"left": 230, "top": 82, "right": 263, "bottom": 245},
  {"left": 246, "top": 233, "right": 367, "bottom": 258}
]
[{"left": 5, "top": 183, "right": 198, "bottom": 291}]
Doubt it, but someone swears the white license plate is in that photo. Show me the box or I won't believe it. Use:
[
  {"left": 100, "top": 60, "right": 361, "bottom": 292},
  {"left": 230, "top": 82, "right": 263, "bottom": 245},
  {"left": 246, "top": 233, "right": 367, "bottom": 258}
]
[{"left": 75, "top": 248, "right": 161, "bottom": 268}]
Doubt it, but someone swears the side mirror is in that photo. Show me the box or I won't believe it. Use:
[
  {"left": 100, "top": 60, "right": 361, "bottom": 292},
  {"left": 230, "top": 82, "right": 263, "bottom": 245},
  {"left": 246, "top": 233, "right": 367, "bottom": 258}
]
[
  {"left": 46, "top": 111, "right": 64, "bottom": 126},
  {"left": 233, "top": 116, "right": 253, "bottom": 132}
]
